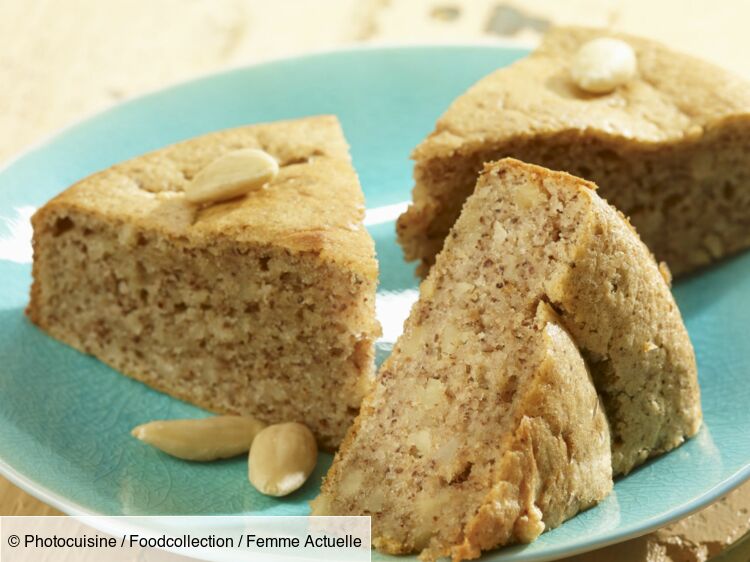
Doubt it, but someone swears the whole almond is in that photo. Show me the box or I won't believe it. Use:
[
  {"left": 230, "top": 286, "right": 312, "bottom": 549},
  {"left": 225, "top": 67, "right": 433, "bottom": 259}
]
[
  {"left": 186, "top": 148, "right": 279, "bottom": 204},
  {"left": 248, "top": 422, "right": 318, "bottom": 497},
  {"left": 131, "top": 416, "right": 266, "bottom": 461},
  {"left": 571, "top": 37, "right": 637, "bottom": 94}
]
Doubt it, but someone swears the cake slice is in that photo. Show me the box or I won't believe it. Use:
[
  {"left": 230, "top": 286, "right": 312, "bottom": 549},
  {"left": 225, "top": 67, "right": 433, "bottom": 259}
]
[
  {"left": 314, "top": 159, "right": 702, "bottom": 561},
  {"left": 398, "top": 26, "right": 750, "bottom": 277},
  {"left": 27, "top": 115, "right": 380, "bottom": 449},
  {"left": 312, "top": 159, "right": 621, "bottom": 560},
  {"left": 469, "top": 160, "right": 699, "bottom": 476}
]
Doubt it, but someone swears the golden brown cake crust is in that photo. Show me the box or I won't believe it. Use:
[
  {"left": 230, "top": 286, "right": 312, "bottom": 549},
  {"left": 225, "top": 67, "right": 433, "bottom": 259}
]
[
  {"left": 414, "top": 27, "right": 750, "bottom": 159},
  {"left": 39, "top": 115, "right": 376, "bottom": 280},
  {"left": 398, "top": 26, "right": 750, "bottom": 277}
]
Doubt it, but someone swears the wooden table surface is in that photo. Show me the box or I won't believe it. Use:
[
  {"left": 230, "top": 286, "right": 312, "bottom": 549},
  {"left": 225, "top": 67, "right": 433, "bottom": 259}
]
[{"left": 2, "top": 0, "right": 749, "bottom": 559}]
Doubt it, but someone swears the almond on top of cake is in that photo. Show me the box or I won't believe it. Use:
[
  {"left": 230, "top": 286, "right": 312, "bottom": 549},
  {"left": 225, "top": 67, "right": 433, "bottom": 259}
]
[
  {"left": 27, "top": 115, "right": 380, "bottom": 450},
  {"left": 313, "top": 159, "right": 701, "bottom": 561},
  {"left": 397, "top": 26, "right": 750, "bottom": 278}
]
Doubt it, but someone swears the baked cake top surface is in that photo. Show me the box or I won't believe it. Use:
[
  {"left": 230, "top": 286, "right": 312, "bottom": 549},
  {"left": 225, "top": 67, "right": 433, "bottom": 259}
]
[
  {"left": 414, "top": 27, "right": 750, "bottom": 160},
  {"left": 45, "top": 115, "right": 377, "bottom": 278}
]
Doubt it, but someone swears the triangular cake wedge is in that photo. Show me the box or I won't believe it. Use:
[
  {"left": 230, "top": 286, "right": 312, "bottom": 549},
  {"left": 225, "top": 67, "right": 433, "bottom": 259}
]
[
  {"left": 433, "top": 160, "right": 698, "bottom": 476},
  {"left": 398, "top": 26, "right": 750, "bottom": 277},
  {"left": 27, "top": 116, "right": 379, "bottom": 449},
  {"left": 312, "top": 160, "right": 620, "bottom": 560}
]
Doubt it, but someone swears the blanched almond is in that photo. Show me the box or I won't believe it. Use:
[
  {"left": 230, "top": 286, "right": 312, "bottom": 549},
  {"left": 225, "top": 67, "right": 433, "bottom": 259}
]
[
  {"left": 571, "top": 37, "right": 637, "bottom": 94},
  {"left": 248, "top": 422, "right": 318, "bottom": 497},
  {"left": 131, "top": 415, "right": 266, "bottom": 461},
  {"left": 186, "top": 148, "right": 279, "bottom": 204}
]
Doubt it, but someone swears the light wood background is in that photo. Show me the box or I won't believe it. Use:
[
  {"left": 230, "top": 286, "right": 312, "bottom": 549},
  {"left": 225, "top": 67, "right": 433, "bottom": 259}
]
[{"left": 2, "top": 0, "right": 749, "bottom": 559}]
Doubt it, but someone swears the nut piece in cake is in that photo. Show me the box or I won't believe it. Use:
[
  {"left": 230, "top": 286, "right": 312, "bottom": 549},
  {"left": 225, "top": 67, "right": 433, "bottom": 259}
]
[
  {"left": 27, "top": 115, "right": 380, "bottom": 450},
  {"left": 398, "top": 26, "right": 750, "bottom": 277}
]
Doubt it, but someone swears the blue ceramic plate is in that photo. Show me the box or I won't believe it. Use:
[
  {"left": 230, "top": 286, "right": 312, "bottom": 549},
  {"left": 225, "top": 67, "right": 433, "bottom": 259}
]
[{"left": 1, "top": 46, "right": 749, "bottom": 562}]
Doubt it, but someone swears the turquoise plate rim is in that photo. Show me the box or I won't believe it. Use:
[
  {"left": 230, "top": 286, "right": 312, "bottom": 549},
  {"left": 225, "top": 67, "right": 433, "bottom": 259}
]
[{"left": 0, "top": 44, "right": 749, "bottom": 562}]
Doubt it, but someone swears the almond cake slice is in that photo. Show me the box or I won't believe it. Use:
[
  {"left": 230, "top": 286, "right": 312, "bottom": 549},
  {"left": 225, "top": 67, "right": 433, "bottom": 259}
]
[
  {"left": 313, "top": 159, "right": 702, "bottom": 561},
  {"left": 397, "top": 26, "right": 750, "bottom": 277},
  {"left": 27, "top": 115, "right": 380, "bottom": 449}
]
